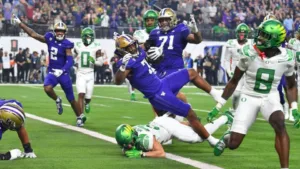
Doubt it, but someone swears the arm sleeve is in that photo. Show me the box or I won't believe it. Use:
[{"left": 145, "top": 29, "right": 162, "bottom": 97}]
[{"left": 62, "top": 56, "right": 74, "bottom": 72}]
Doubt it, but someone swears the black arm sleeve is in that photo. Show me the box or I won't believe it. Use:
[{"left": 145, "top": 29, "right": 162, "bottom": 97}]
[
  {"left": 0, "top": 152, "right": 11, "bottom": 160},
  {"left": 144, "top": 39, "right": 156, "bottom": 51}
]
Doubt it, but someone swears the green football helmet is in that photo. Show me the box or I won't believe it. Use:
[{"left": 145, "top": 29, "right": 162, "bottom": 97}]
[
  {"left": 81, "top": 27, "right": 95, "bottom": 45},
  {"left": 235, "top": 23, "right": 250, "bottom": 41},
  {"left": 143, "top": 9, "right": 158, "bottom": 34},
  {"left": 254, "top": 19, "right": 286, "bottom": 50},
  {"left": 115, "top": 124, "right": 137, "bottom": 148}
]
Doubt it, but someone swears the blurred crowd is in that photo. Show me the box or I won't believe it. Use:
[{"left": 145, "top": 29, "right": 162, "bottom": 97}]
[{"left": 0, "top": 0, "right": 299, "bottom": 40}]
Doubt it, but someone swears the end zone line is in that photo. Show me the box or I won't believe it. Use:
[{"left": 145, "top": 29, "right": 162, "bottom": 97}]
[{"left": 26, "top": 113, "right": 223, "bottom": 169}]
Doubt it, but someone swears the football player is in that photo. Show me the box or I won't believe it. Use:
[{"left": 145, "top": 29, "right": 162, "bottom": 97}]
[
  {"left": 144, "top": 8, "right": 202, "bottom": 119},
  {"left": 264, "top": 13, "right": 291, "bottom": 121},
  {"left": 223, "top": 23, "right": 252, "bottom": 115},
  {"left": 207, "top": 20, "right": 300, "bottom": 168},
  {"left": 74, "top": 27, "right": 103, "bottom": 115},
  {"left": 0, "top": 99, "right": 37, "bottom": 160},
  {"left": 287, "top": 27, "right": 300, "bottom": 120},
  {"left": 114, "top": 34, "right": 224, "bottom": 148},
  {"left": 13, "top": 15, "right": 85, "bottom": 127},
  {"left": 115, "top": 112, "right": 232, "bottom": 158}
]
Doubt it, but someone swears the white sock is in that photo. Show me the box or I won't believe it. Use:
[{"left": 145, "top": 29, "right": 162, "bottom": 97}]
[
  {"left": 281, "top": 168, "right": 289, "bottom": 169},
  {"left": 56, "top": 97, "right": 61, "bottom": 102},
  {"left": 206, "top": 135, "right": 219, "bottom": 146},
  {"left": 205, "top": 115, "right": 227, "bottom": 134}
]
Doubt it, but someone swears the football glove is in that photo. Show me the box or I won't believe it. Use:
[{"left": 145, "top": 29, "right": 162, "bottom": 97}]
[
  {"left": 52, "top": 69, "right": 64, "bottom": 77},
  {"left": 183, "top": 14, "right": 198, "bottom": 33},
  {"left": 122, "top": 53, "right": 132, "bottom": 66},
  {"left": 21, "top": 152, "right": 37, "bottom": 158},
  {"left": 147, "top": 46, "right": 163, "bottom": 62},
  {"left": 125, "top": 149, "right": 142, "bottom": 158},
  {"left": 88, "top": 56, "right": 95, "bottom": 64},
  {"left": 12, "top": 14, "right": 21, "bottom": 24},
  {"left": 9, "top": 149, "right": 22, "bottom": 160}
]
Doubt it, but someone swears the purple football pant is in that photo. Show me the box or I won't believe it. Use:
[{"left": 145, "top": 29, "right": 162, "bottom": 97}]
[{"left": 44, "top": 73, "right": 75, "bottom": 102}]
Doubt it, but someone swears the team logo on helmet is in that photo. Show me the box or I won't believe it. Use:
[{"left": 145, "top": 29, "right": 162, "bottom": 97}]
[{"left": 53, "top": 21, "right": 68, "bottom": 41}]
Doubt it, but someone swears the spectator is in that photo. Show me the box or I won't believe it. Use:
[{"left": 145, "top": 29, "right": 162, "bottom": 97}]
[
  {"left": 100, "top": 10, "right": 110, "bottom": 38},
  {"left": 15, "top": 48, "right": 25, "bottom": 83},
  {"left": 194, "top": 55, "right": 203, "bottom": 76},
  {"left": 184, "top": 53, "right": 193, "bottom": 69},
  {"left": 40, "top": 49, "right": 47, "bottom": 82},
  {"left": 283, "top": 14, "right": 293, "bottom": 38}
]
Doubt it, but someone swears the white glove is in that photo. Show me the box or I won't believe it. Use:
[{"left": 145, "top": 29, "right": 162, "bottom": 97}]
[
  {"left": 122, "top": 53, "right": 132, "bottom": 66},
  {"left": 12, "top": 14, "right": 21, "bottom": 24},
  {"left": 21, "top": 152, "right": 37, "bottom": 159},
  {"left": 113, "top": 32, "right": 120, "bottom": 40},
  {"left": 147, "top": 47, "right": 163, "bottom": 61},
  {"left": 183, "top": 14, "right": 198, "bottom": 33},
  {"left": 52, "top": 69, "right": 63, "bottom": 77},
  {"left": 9, "top": 149, "right": 22, "bottom": 160}
]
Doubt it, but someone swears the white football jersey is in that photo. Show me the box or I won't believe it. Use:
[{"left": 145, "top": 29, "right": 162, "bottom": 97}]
[
  {"left": 74, "top": 41, "right": 101, "bottom": 73},
  {"left": 133, "top": 124, "right": 171, "bottom": 151},
  {"left": 238, "top": 44, "right": 295, "bottom": 97},
  {"left": 133, "top": 29, "right": 149, "bottom": 44},
  {"left": 224, "top": 39, "right": 253, "bottom": 73},
  {"left": 288, "top": 38, "right": 300, "bottom": 70}
]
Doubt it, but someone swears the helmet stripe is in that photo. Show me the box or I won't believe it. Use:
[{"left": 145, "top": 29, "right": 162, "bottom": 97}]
[{"left": 1, "top": 105, "right": 25, "bottom": 122}]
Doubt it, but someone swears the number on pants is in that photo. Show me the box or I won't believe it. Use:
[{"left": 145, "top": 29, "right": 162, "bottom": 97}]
[
  {"left": 81, "top": 51, "right": 90, "bottom": 67},
  {"left": 254, "top": 68, "right": 275, "bottom": 94},
  {"left": 141, "top": 60, "right": 156, "bottom": 74},
  {"left": 159, "top": 35, "right": 174, "bottom": 50},
  {"left": 50, "top": 46, "right": 58, "bottom": 60}
]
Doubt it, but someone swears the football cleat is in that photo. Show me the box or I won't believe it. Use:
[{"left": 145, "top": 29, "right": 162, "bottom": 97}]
[
  {"left": 56, "top": 97, "right": 63, "bottom": 115},
  {"left": 76, "top": 114, "right": 87, "bottom": 127},
  {"left": 85, "top": 103, "right": 91, "bottom": 113},
  {"left": 130, "top": 93, "right": 136, "bottom": 101},
  {"left": 214, "top": 131, "right": 230, "bottom": 156},
  {"left": 224, "top": 111, "right": 234, "bottom": 126}
]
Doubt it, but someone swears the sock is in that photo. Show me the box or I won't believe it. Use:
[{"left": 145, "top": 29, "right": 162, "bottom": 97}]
[
  {"left": 56, "top": 97, "right": 61, "bottom": 102},
  {"left": 205, "top": 115, "right": 227, "bottom": 134},
  {"left": 206, "top": 135, "right": 219, "bottom": 146},
  {"left": 281, "top": 168, "right": 289, "bottom": 169}
]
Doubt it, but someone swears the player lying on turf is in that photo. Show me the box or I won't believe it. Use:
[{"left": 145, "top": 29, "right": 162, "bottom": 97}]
[
  {"left": 0, "top": 99, "right": 37, "bottom": 160},
  {"left": 114, "top": 33, "right": 224, "bottom": 149},
  {"left": 115, "top": 111, "right": 232, "bottom": 158}
]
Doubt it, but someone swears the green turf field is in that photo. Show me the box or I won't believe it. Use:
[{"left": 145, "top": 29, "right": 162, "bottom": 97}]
[{"left": 0, "top": 85, "right": 299, "bottom": 169}]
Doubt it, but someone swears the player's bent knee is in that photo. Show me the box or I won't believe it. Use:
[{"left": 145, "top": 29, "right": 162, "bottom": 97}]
[
  {"left": 228, "top": 140, "right": 241, "bottom": 150},
  {"left": 44, "top": 86, "right": 52, "bottom": 93},
  {"left": 188, "top": 69, "right": 197, "bottom": 79},
  {"left": 269, "top": 111, "right": 285, "bottom": 132}
]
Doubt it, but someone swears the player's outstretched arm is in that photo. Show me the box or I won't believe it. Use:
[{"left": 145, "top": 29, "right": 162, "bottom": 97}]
[
  {"left": 207, "top": 66, "right": 244, "bottom": 122},
  {"left": 115, "top": 54, "right": 132, "bottom": 85},
  {"left": 142, "top": 137, "right": 165, "bottom": 158},
  {"left": 17, "top": 126, "right": 37, "bottom": 158},
  {"left": 13, "top": 14, "right": 46, "bottom": 43},
  {"left": 185, "top": 14, "right": 202, "bottom": 44},
  {"left": 285, "top": 74, "right": 300, "bottom": 128}
]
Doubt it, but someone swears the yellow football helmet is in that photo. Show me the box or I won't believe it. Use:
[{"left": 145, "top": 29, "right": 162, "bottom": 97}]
[
  {"left": 0, "top": 103, "right": 26, "bottom": 131},
  {"left": 158, "top": 8, "right": 177, "bottom": 32},
  {"left": 264, "top": 13, "right": 277, "bottom": 21},
  {"left": 115, "top": 34, "right": 139, "bottom": 57},
  {"left": 53, "top": 21, "right": 68, "bottom": 41}
]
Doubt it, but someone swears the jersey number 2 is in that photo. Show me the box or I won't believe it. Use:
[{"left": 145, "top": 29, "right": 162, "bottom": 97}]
[
  {"left": 254, "top": 68, "right": 275, "bottom": 94},
  {"left": 159, "top": 35, "right": 174, "bottom": 49},
  {"left": 50, "top": 47, "right": 58, "bottom": 60}
]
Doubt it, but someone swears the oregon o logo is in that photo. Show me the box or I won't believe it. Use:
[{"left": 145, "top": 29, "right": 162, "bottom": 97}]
[{"left": 241, "top": 97, "right": 247, "bottom": 102}]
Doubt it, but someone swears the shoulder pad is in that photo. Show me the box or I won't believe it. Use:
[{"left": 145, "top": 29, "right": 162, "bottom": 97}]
[
  {"left": 288, "top": 38, "right": 296, "bottom": 45},
  {"left": 62, "top": 39, "right": 74, "bottom": 49},
  {"left": 44, "top": 32, "right": 54, "bottom": 41}
]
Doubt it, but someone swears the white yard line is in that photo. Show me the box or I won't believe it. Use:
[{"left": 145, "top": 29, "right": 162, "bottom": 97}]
[
  {"left": 26, "top": 112, "right": 223, "bottom": 169},
  {"left": 24, "top": 85, "right": 295, "bottom": 125}
]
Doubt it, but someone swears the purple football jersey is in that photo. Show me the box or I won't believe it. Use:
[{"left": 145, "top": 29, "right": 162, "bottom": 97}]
[
  {"left": 117, "top": 48, "right": 162, "bottom": 98},
  {"left": 149, "top": 23, "right": 190, "bottom": 73},
  {"left": 44, "top": 32, "right": 74, "bottom": 72}
]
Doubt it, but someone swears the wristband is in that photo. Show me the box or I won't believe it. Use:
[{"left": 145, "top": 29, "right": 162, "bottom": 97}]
[
  {"left": 23, "top": 143, "right": 33, "bottom": 153},
  {"left": 119, "top": 65, "right": 126, "bottom": 72}
]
